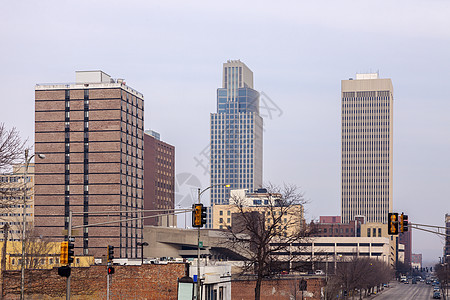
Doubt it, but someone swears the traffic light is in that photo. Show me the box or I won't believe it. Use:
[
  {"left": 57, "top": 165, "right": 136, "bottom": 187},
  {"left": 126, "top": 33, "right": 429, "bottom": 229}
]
[
  {"left": 107, "top": 245, "right": 114, "bottom": 262},
  {"left": 200, "top": 205, "right": 207, "bottom": 226},
  {"left": 67, "top": 241, "right": 74, "bottom": 264},
  {"left": 192, "top": 204, "right": 203, "bottom": 228},
  {"left": 399, "top": 213, "right": 404, "bottom": 233},
  {"left": 108, "top": 266, "right": 115, "bottom": 275},
  {"left": 388, "top": 213, "right": 399, "bottom": 235},
  {"left": 60, "top": 241, "right": 68, "bottom": 265},
  {"left": 58, "top": 265, "right": 71, "bottom": 278},
  {"left": 402, "top": 215, "right": 409, "bottom": 232}
]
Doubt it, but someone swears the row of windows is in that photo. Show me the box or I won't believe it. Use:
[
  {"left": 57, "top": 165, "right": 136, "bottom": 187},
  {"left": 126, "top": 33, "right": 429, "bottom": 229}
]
[
  {"left": 0, "top": 176, "right": 29, "bottom": 183},
  {"left": 0, "top": 213, "right": 31, "bottom": 217},
  {"left": 319, "top": 227, "right": 355, "bottom": 234},
  {"left": 367, "top": 228, "right": 383, "bottom": 237},
  {"left": 0, "top": 196, "right": 32, "bottom": 201}
]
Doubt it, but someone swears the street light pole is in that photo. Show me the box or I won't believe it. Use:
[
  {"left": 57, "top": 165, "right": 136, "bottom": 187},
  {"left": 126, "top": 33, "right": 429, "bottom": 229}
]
[
  {"left": 196, "top": 184, "right": 230, "bottom": 300},
  {"left": 20, "top": 150, "right": 45, "bottom": 300},
  {"left": 197, "top": 188, "right": 201, "bottom": 300},
  {"left": 137, "top": 242, "right": 149, "bottom": 265}
]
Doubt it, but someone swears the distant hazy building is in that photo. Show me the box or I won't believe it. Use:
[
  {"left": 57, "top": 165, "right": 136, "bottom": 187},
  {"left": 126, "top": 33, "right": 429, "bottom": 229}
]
[
  {"left": 209, "top": 60, "right": 263, "bottom": 227},
  {"left": 399, "top": 230, "right": 412, "bottom": 266},
  {"left": 341, "top": 73, "right": 393, "bottom": 224},
  {"left": 398, "top": 244, "right": 405, "bottom": 264},
  {"left": 143, "top": 130, "right": 175, "bottom": 227},
  {"left": 0, "top": 164, "right": 35, "bottom": 241},
  {"left": 412, "top": 253, "right": 422, "bottom": 269},
  {"left": 35, "top": 71, "right": 144, "bottom": 258}
]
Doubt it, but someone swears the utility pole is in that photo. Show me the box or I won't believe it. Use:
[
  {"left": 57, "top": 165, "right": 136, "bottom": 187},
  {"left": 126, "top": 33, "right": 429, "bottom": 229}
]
[
  {"left": 107, "top": 268, "right": 110, "bottom": 300},
  {"left": 0, "top": 224, "right": 9, "bottom": 300},
  {"left": 66, "top": 211, "right": 72, "bottom": 300},
  {"left": 197, "top": 188, "right": 201, "bottom": 300}
]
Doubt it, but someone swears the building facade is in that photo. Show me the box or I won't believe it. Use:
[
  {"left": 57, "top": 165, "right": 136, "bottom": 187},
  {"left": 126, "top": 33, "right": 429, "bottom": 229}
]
[
  {"left": 0, "top": 241, "right": 94, "bottom": 270},
  {"left": 0, "top": 164, "right": 35, "bottom": 241},
  {"left": 399, "top": 230, "right": 412, "bottom": 266},
  {"left": 341, "top": 73, "right": 394, "bottom": 224},
  {"left": 319, "top": 216, "right": 341, "bottom": 224},
  {"left": 143, "top": 130, "right": 175, "bottom": 227},
  {"left": 411, "top": 253, "right": 422, "bottom": 269},
  {"left": 274, "top": 236, "right": 393, "bottom": 269},
  {"left": 311, "top": 220, "right": 357, "bottom": 238},
  {"left": 209, "top": 60, "right": 263, "bottom": 227},
  {"left": 211, "top": 189, "right": 304, "bottom": 235},
  {"left": 34, "top": 71, "right": 144, "bottom": 258}
]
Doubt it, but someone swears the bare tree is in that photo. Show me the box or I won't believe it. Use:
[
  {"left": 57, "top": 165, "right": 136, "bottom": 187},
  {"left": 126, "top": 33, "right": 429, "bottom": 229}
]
[
  {"left": 331, "top": 256, "right": 393, "bottom": 300},
  {"left": 224, "top": 184, "right": 311, "bottom": 300},
  {"left": 0, "top": 123, "right": 28, "bottom": 216},
  {"left": 7, "top": 228, "right": 56, "bottom": 295},
  {"left": 435, "top": 262, "right": 449, "bottom": 296},
  {"left": 0, "top": 123, "right": 27, "bottom": 173}
]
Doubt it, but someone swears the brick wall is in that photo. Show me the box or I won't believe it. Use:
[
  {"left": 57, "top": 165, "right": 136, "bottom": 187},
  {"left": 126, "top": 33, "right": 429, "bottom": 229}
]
[
  {"left": 3, "top": 263, "right": 186, "bottom": 299},
  {"left": 231, "top": 277, "right": 325, "bottom": 300}
]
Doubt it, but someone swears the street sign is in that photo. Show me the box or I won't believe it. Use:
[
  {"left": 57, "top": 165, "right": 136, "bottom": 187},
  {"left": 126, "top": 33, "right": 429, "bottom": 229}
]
[{"left": 199, "top": 241, "right": 203, "bottom": 248}]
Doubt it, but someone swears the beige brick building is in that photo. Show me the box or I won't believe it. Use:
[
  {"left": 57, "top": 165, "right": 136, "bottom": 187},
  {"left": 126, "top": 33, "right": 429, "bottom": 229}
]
[
  {"left": 211, "top": 189, "right": 304, "bottom": 236},
  {"left": 0, "top": 164, "right": 35, "bottom": 241},
  {"left": 360, "top": 222, "right": 398, "bottom": 266},
  {"left": 34, "top": 71, "right": 144, "bottom": 258},
  {"left": 341, "top": 73, "right": 393, "bottom": 224}
]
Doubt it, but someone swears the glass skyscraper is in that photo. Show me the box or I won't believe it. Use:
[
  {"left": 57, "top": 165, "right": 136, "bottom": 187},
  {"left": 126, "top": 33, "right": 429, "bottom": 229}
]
[{"left": 208, "top": 60, "right": 263, "bottom": 227}]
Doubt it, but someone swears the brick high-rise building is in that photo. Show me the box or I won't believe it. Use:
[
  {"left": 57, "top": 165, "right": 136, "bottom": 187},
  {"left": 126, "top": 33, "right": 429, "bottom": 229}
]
[
  {"left": 341, "top": 73, "right": 394, "bottom": 224},
  {"left": 399, "top": 230, "right": 412, "bottom": 266},
  {"left": 34, "top": 71, "right": 144, "bottom": 258},
  {"left": 143, "top": 130, "right": 175, "bottom": 227}
]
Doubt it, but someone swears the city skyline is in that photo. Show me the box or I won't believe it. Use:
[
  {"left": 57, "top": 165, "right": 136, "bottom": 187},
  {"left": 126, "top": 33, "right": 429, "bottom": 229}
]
[{"left": 1, "top": 0, "right": 449, "bottom": 264}]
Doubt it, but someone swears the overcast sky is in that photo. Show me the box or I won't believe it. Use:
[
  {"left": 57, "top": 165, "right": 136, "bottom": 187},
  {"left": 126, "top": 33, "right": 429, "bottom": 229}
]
[{"left": 1, "top": 0, "right": 449, "bottom": 264}]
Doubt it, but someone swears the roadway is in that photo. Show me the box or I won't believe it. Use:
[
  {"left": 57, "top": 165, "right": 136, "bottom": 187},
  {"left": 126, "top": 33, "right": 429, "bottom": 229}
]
[{"left": 374, "top": 281, "right": 438, "bottom": 300}]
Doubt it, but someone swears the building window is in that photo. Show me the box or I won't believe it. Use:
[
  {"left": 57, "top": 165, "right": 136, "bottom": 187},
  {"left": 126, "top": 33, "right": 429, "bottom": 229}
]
[{"left": 367, "top": 228, "right": 371, "bottom": 237}]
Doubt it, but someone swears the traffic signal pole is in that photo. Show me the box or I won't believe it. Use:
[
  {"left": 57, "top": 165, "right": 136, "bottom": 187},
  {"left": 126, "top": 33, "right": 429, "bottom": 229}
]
[
  {"left": 107, "top": 270, "right": 110, "bottom": 300},
  {"left": 67, "top": 210, "right": 72, "bottom": 300},
  {"left": 197, "top": 188, "right": 201, "bottom": 300}
]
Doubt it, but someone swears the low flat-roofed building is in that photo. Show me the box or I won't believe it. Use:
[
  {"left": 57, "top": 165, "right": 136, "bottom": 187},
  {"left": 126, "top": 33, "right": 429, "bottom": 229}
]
[
  {"left": 360, "top": 222, "right": 398, "bottom": 267},
  {"left": 271, "top": 236, "right": 393, "bottom": 271},
  {"left": 0, "top": 241, "right": 94, "bottom": 270}
]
